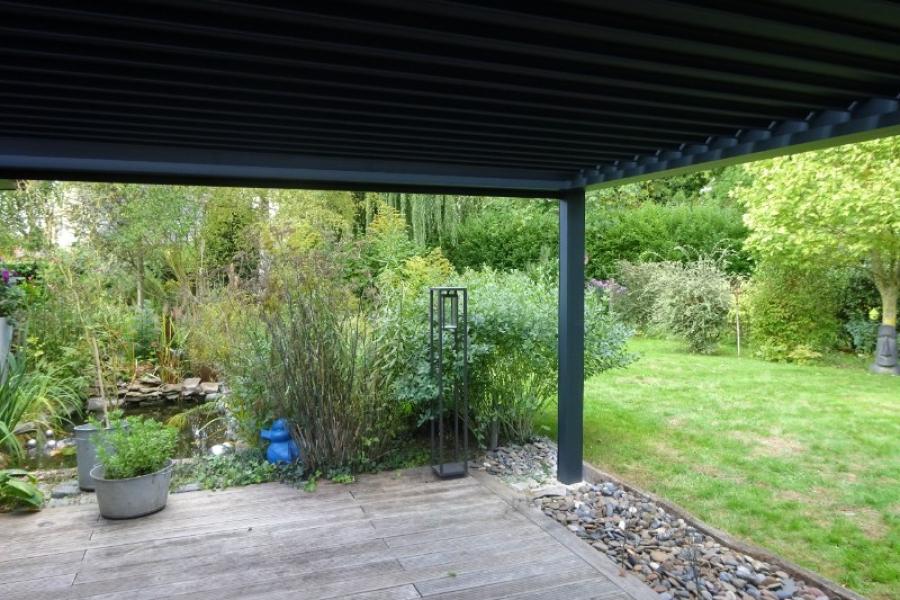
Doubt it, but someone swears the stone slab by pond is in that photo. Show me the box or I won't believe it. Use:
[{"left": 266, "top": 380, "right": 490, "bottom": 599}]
[{"left": 49, "top": 480, "right": 80, "bottom": 499}]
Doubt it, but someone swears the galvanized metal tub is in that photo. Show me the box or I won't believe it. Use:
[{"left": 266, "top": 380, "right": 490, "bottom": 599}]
[{"left": 90, "top": 459, "right": 174, "bottom": 519}]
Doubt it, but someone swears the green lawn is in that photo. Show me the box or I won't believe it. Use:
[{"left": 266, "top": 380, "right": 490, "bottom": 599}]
[{"left": 538, "top": 338, "right": 899, "bottom": 599}]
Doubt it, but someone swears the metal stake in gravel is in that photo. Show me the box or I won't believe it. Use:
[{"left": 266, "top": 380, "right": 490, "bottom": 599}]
[{"left": 429, "top": 287, "right": 469, "bottom": 479}]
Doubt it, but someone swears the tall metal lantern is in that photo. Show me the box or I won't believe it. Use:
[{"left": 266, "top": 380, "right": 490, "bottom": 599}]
[{"left": 429, "top": 287, "right": 469, "bottom": 479}]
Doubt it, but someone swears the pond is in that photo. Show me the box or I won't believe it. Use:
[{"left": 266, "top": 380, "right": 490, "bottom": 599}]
[{"left": 12, "top": 401, "right": 229, "bottom": 471}]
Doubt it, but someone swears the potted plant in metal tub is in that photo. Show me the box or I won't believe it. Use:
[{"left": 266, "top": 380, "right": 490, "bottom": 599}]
[{"left": 91, "top": 416, "right": 177, "bottom": 519}]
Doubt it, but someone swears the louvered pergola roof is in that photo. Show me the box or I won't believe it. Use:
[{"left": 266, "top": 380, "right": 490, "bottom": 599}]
[{"left": 0, "top": 0, "right": 899, "bottom": 197}]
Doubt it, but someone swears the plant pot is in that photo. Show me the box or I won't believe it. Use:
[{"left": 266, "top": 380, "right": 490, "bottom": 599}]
[
  {"left": 90, "top": 459, "right": 174, "bottom": 519},
  {"left": 74, "top": 423, "right": 112, "bottom": 491}
]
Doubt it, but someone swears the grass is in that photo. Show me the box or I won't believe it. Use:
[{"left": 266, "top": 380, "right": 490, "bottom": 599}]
[{"left": 538, "top": 337, "right": 899, "bottom": 599}]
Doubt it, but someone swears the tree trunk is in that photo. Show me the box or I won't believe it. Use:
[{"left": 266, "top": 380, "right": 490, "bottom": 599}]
[
  {"left": 351, "top": 191, "right": 368, "bottom": 235},
  {"left": 88, "top": 333, "right": 109, "bottom": 427},
  {"left": 136, "top": 254, "right": 145, "bottom": 309},
  {"left": 880, "top": 283, "right": 898, "bottom": 327}
]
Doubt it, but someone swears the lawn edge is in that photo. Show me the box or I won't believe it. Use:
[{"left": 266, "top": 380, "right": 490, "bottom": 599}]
[{"left": 580, "top": 460, "right": 869, "bottom": 600}]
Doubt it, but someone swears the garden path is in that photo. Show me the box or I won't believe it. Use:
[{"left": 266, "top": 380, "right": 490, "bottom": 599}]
[{"left": 0, "top": 467, "right": 655, "bottom": 600}]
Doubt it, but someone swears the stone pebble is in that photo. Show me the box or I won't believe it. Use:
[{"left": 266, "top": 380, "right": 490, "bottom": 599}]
[{"left": 479, "top": 439, "right": 831, "bottom": 600}]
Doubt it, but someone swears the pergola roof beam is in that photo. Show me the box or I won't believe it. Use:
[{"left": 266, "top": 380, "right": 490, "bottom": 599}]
[
  {"left": 349, "top": 0, "right": 899, "bottom": 79},
  {"left": 1, "top": 118, "right": 651, "bottom": 168},
  {"left": 565, "top": 0, "right": 900, "bottom": 62},
  {"left": 0, "top": 89, "right": 732, "bottom": 142},
  {"left": 0, "top": 103, "right": 695, "bottom": 151},
  {"left": 0, "top": 40, "right": 825, "bottom": 119},
  {"left": 0, "top": 128, "right": 601, "bottom": 173},
  {"left": 583, "top": 97, "right": 900, "bottom": 189},
  {"left": 0, "top": 1, "right": 898, "bottom": 189},
  {"left": 0, "top": 136, "right": 571, "bottom": 196},
  {"left": 1, "top": 66, "right": 773, "bottom": 132},
  {"left": 1, "top": 1, "right": 882, "bottom": 101}
]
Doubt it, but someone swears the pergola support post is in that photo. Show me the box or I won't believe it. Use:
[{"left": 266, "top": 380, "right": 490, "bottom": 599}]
[{"left": 557, "top": 186, "right": 585, "bottom": 484}]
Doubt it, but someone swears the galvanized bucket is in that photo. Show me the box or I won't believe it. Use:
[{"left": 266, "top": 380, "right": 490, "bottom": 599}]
[{"left": 74, "top": 424, "right": 108, "bottom": 491}]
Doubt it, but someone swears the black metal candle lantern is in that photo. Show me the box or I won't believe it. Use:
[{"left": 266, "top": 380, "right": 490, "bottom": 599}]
[{"left": 429, "top": 287, "right": 469, "bottom": 479}]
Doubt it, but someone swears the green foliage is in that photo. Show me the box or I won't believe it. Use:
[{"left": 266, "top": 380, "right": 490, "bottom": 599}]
[
  {"left": 131, "top": 306, "right": 161, "bottom": 362},
  {"left": 585, "top": 203, "right": 751, "bottom": 279},
  {"left": 262, "top": 189, "right": 354, "bottom": 255},
  {"left": 444, "top": 204, "right": 557, "bottom": 272},
  {"left": 844, "top": 317, "right": 879, "bottom": 355},
  {"left": 651, "top": 258, "right": 732, "bottom": 354},
  {"left": 837, "top": 268, "right": 882, "bottom": 353},
  {"left": 445, "top": 201, "right": 750, "bottom": 279},
  {"left": 221, "top": 310, "right": 272, "bottom": 444},
  {"left": 745, "top": 263, "right": 844, "bottom": 362},
  {"left": 362, "top": 203, "right": 418, "bottom": 275},
  {"left": 736, "top": 136, "right": 900, "bottom": 328},
  {"left": 589, "top": 170, "right": 717, "bottom": 207},
  {"left": 0, "top": 469, "right": 43, "bottom": 511},
  {"left": 615, "top": 258, "right": 731, "bottom": 354},
  {"left": 181, "top": 448, "right": 277, "bottom": 490},
  {"left": 0, "top": 352, "right": 83, "bottom": 459},
  {"left": 0, "top": 266, "right": 26, "bottom": 320},
  {"left": 0, "top": 181, "right": 66, "bottom": 254},
  {"left": 201, "top": 188, "right": 260, "bottom": 281},
  {"left": 378, "top": 261, "right": 633, "bottom": 444},
  {"left": 95, "top": 416, "right": 178, "bottom": 479},
  {"left": 376, "top": 247, "right": 455, "bottom": 297},
  {"left": 67, "top": 183, "right": 203, "bottom": 307},
  {"left": 264, "top": 249, "right": 407, "bottom": 472},
  {"left": 611, "top": 261, "right": 666, "bottom": 329},
  {"left": 36, "top": 249, "right": 140, "bottom": 393}
]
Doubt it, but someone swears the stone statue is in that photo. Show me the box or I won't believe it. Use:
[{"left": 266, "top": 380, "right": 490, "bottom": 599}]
[{"left": 871, "top": 325, "right": 900, "bottom": 375}]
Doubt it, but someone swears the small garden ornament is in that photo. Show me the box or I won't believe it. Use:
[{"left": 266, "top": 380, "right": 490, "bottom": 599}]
[{"left": 260, "top": 419, "right": 300, "bottom": 464}]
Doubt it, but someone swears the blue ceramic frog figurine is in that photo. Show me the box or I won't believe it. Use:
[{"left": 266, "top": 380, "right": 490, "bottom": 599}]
[{"left": 259, "top": 419, "right": 300, "bottom": 464}]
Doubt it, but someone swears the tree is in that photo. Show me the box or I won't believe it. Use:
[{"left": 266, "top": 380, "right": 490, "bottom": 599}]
[
  {"left": 201, "top": 188, "right": 261, "bottom": 282},
  {"left": 0, "top": 180, "right": 66, "bottom": 253},
  {"left": 588, "top": 169, "right": 717, "bottom": 208},
  {"left": 67, "top": 183, "right": 201, "bottom": 308},
  {"left": 736, "top": 135, "right": 900, "bottom": 372}
]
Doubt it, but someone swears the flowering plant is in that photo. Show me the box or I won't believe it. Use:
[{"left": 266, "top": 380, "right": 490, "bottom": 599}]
[
  {"left": 0, "top": 266, "right": 25, "bottom": 320},
  {"left": 589, "top": 278, "right": 627, "bottom": 297}
]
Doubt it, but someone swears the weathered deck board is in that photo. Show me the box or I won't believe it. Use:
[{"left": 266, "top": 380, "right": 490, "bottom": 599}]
[{"left": 0, "top": 467, "right": 656, "bottom": 600}]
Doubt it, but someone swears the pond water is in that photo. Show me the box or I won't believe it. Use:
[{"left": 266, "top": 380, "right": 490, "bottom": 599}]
[{"left": 13, "top": 401, "right": 228, "bottom": 471}]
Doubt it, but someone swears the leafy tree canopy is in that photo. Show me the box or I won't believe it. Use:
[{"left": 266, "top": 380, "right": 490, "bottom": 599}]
[{"left": 735, "top": 136, "right": 900, "bottom": 326}]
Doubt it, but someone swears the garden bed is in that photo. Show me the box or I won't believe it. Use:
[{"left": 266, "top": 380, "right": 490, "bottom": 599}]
[{"left": 479, "top": 439, "right": 863, "bottom": 600}]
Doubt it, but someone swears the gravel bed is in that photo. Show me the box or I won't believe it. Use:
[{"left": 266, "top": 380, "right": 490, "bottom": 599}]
[{"left": 478, "top": 439, "right": 831, "bottom": 600}]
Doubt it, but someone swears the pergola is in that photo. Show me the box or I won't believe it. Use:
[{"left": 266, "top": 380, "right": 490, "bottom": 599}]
[{"left": 1, "top": 1, "right": 899, "bottom": 483}]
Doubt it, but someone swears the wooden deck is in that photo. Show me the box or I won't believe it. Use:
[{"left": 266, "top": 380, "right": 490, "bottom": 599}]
[{"left": 0, "top": 467, "right": 657, "bottom": 600}]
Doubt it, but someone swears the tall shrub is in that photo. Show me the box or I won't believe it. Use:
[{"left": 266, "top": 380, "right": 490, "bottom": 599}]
[
  {"left": 611, "top": 261, "right": 670, "bottom": 329},
  {"left": 615, "top": 258, "right": 731, "bottom": 353},
  {"left": 745, "top": 263, "right": 844, "bottom": 362},
  {"left": 735, "top": 136, "right": 900, "bottom": 370},
  {"left": 264, "top": 251, "right": 406, "bottom": 471},
  {"left": 377, "top": 262, "right": 633, "bottom": 444},
  {"left": 650, "top": 258, "right": 732, "bottom": 354},
  {"left": 586, "top": 203, "right": 750, "bottom": 279},
  {"left": 444, "top": 206, "right": 557, "bottom": 272}
]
